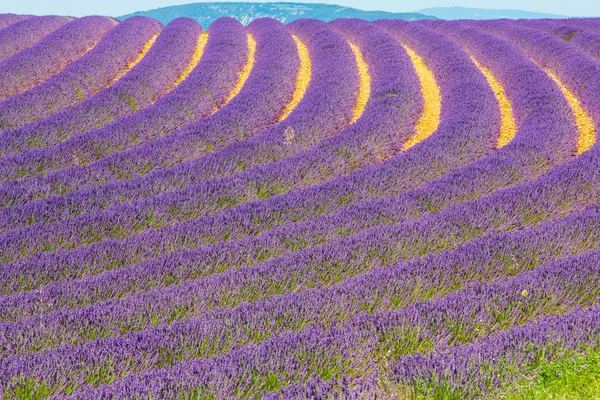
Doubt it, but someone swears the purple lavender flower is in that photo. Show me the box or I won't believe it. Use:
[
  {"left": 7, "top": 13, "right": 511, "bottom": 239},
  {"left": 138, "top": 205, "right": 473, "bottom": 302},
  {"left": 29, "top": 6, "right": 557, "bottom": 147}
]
[
  {"left": 0, "top": 16, "right": 69, "bottom": 64},
  {"left": 0, "top": 17, "right": 161, "bottom": 130},
  {"left": 0, "top": 16, "right": 115, "bottom": 101}
]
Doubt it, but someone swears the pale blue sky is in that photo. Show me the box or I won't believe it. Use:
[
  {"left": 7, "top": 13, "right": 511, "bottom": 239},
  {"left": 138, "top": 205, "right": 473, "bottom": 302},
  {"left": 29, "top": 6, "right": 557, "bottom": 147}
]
[{"left": 1, "top": 0, "right": 598, "bottom": 17}]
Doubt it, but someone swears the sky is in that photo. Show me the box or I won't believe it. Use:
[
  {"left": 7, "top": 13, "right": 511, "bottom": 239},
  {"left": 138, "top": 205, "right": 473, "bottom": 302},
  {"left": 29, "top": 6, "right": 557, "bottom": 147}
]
[{"left": 1, "top": 0, "right": 598, "bottom": 17}]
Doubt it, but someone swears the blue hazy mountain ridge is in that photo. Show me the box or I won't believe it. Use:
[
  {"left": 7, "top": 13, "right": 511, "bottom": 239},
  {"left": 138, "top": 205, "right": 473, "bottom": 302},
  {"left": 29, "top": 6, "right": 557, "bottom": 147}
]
[
  {"left": 117, "top": 2, "right": 438, "bottom": 25},
  {"left": 417, "top": 6, "right": 568, "bottom": 19}
]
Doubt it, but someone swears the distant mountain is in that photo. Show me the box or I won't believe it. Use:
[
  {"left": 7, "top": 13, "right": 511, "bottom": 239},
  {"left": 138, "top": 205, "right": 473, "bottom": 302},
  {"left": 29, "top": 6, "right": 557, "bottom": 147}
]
[
  {"left": 118, "top": 2, "right": 437, "bottom": 26},
  {"left": 417, "top": 6, "right": 568, "bottom": 20}
]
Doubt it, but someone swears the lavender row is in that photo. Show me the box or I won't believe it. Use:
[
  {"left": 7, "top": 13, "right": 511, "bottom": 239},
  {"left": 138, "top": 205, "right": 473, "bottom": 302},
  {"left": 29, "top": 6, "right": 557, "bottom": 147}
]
[
  {"left": 268, "top": 263, "right": 600, "bottom": 400},
  {"left": 264, "top": 374, "right": 384, "bottom": 400},
  {"left": 0, "top": 16, "right": 115, "bottom": 102},
  {"left": 1, "top": 201, "right": 598, "bottom": 379},
  {"left": 392, "top": 303, "right": 600, "bottom": 398},
  {"left": 44, "top": 250, "right": 600, "bottom": 398},
  {"left": 517, "top": 18, "right": 589, "bottom": 39},
  {"left": 2, "top": 104, "right": 597, "bottom": 320},
  {"left": 0, "top": 19, "right": 576, "bottom": 300},
  {"left": 126, "top": 17, "right": 577, "bottom": 299},
  {"left": 0, "top": 18, "right": 353, "bottom": 214},
  {"left": 0, "top": 19, "right": 363, "bottom": 251},
  {"left": 530, "top": 18, "right": 600, "bottom": 38},
  {"left": 0, "top": 17, "right": 161, "bottom": 130},
  {"left": 0, "top": 16, "right": 596, "bottom": 396},
  {"left": 0, "top": 17, "right": 202, "bottom": 160},
  {"left": 0, "top": 20, "right": 576, "bottom": 297},
  {"left": 531, "top": 17, "right": 600, "bottom": 36},
  {"left": 2, "top": 190, "right": 599, "bottom": 370},
  {"left": 0, "top": 18, "right": 249, "bottom": 189},
  {"left": 68, "top": 325, "right": 373, "bottom": 400},
  {"left": 0, "top": 17, "right": 294, "bottom": 211},
  {"left": 474, "top": 20, "right": 600, "bottom": 132},
  {"left": 521, "top": 18, "right": 600, "bottom": 61},
  {"left": 0, "top": 21, "right": 492, "bottom": 279},
  {"left": 0, "top": 14, "right": 30, "bottom": 30},
  {"left": 0, "top": 21, "right": 496, "bottom": 265},
  {"left": 0, "top": 16, "right": 68, "bottom": 64},
  {"left": 0, "top": 19, "right": 356, "bottom": 234}
]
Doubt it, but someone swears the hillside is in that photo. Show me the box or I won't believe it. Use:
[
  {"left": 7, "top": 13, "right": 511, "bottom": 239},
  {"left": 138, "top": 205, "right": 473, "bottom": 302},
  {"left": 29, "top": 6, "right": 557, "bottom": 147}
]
[{"left": 118, "top": 2, "right": 438, "bottom": 25}]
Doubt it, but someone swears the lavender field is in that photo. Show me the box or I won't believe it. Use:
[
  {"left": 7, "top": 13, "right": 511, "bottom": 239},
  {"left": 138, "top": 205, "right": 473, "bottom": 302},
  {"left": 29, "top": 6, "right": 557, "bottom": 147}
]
[{"left": 0, "top": 12, "right": 598, "bottom": 399}]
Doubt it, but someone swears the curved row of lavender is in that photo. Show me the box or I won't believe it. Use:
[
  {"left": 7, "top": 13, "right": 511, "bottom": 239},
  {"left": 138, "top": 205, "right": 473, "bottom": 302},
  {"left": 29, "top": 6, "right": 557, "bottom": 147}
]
[
  {"left": 0, "top": 16, "right": 116, "bottom": 102},
  {"left": 2, "top": 16, "right": 576, "bottom": 311},
  {"left": 2, "top": 197, "right": 598, "bottom": 354},
  {"left": 0, "top": 18, "right": 367, "bottom": 260},
  {"left": 0, "top": 21, "right": 510, "bottom": 390},
  {"left": 0, "top": 16, "right": 297, "bottom": 208},
  {"left": 0, "top": 16, "right": 69, "bottom": 64},
  {"left": 1, "top": 18, "right": 562, "bottom": 308},
  {"left": 131, "top": 18, "right": 600, "bottom": 334},
  {"left": 0, "top": 18, "right": 355, "bottom": 211},
  {"left": 519, "top": 19, "right": 600, "bottom": 65},
  {"left": 0, "top": 13, "right": 30, "bottom": 30},
  {"left": 0, "top": 15, "right": 597, "bottom": 398},
  {"left": 1, "top": 200, "right": 598, "bottom": 395},
  {"left": 0, "top": 17, "right": 204, "bottom": 159},
  {"left": 392, "top": 300, "right": 600, "bottom": 398},
  {"left": 47, "top": 249, "right": 600, "bottom": 398},
  {"left": 0, "top": 21, "right": 497, "bottom": 275},
  {"left": 0, "top": 17, "right": 249, "bottom": 178},
  {"left": 0, "top": 17, "right": 161, "bottom": 130}
]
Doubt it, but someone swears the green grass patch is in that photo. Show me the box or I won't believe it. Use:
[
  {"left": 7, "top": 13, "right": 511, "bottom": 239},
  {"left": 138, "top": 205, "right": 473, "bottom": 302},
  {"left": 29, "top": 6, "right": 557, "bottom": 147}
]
[{"left": 504, "top": 348, "right": 600, "bottom": 400}]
